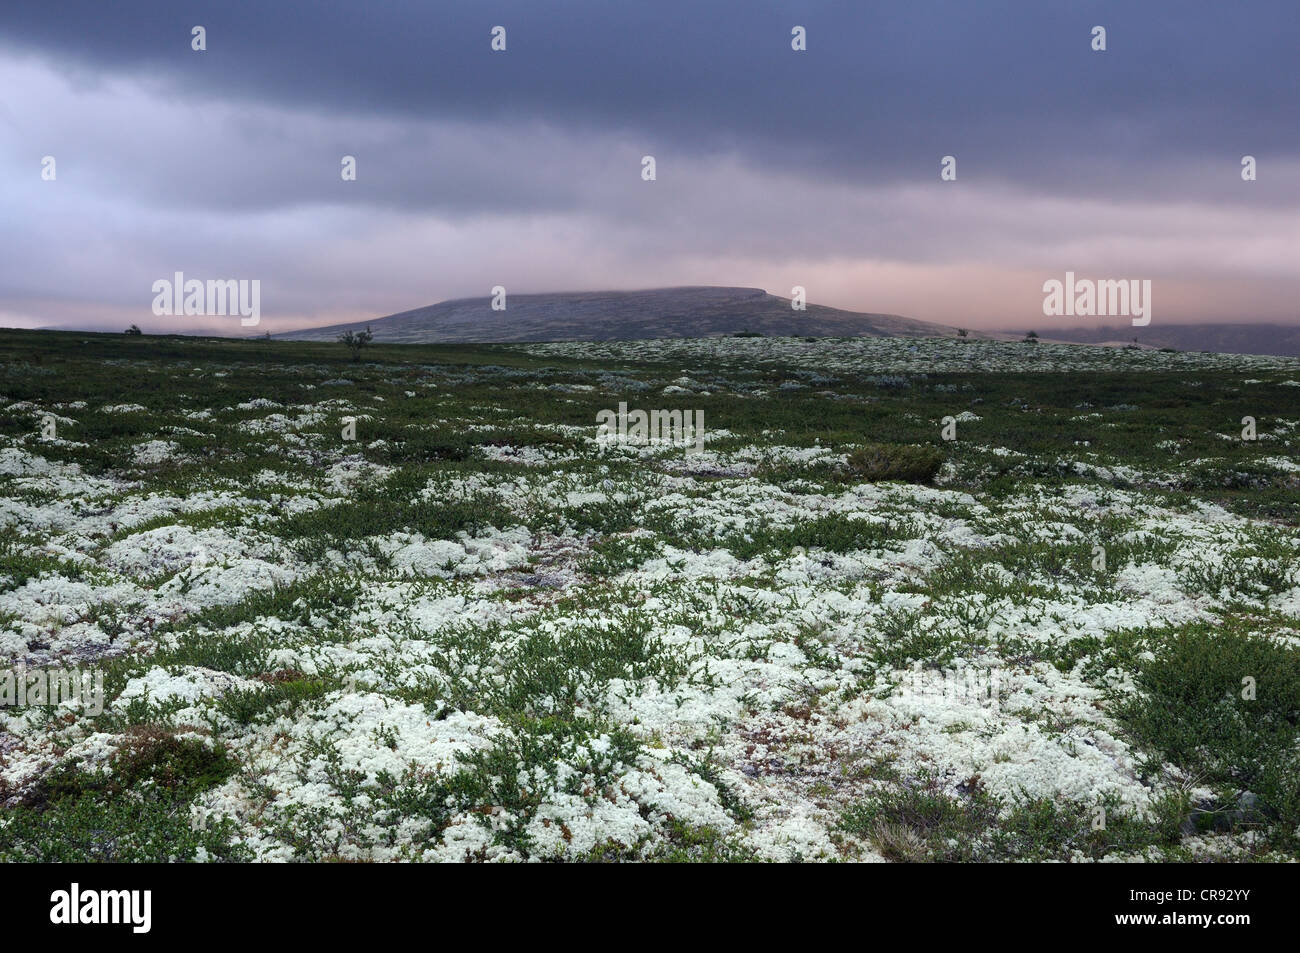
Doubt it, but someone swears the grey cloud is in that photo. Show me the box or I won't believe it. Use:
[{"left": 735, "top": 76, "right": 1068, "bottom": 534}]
[
  {"left": 1, "top": 0, "right": 1296, "bottom": 201},
  {"left": 1, "top": 1, "right": 1297, "bottom": 332}
]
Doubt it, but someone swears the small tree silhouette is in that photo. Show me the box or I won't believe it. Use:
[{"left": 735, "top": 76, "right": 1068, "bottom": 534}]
[
  {"left": 125, "top": 324, "right": 142, "bottom": 336},
  {"left": 956, "top": 328, "right": 968, "bottom": 338},
  {"left": 1024, "top": 330, "right": 1039, "bottom": 343},
  {"left": 338, "top": 325, "right": 374, "bottom": 362}
]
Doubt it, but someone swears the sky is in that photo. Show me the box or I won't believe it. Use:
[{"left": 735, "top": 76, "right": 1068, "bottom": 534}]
[{"left": 1, "top": 0, "right": 1297, "bottom": 334}]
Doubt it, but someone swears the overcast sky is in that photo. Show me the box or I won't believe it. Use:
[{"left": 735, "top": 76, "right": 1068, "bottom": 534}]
[{"left": 1, "top": 0, "right": 1297, "bottom": 334}]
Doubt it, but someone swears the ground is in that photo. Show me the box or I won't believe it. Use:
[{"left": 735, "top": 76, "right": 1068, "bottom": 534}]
[{"left": 1, "top": 329, "right": 1298, "bottom": 862}]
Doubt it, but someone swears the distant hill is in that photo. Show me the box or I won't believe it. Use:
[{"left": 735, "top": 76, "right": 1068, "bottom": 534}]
[
  {"left": 1015, "top": 323, "right": 1300, "bottom": 357},
  {"left": 275, "top": 286, "right": 976, "bottom": 344}
]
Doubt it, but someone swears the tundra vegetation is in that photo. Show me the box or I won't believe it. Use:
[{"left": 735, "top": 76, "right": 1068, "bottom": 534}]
[{"left": 0, "top": 328, "right": 1298, "bottom": 862}]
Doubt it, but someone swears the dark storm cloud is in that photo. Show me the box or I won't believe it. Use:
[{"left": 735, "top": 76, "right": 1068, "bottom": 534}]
[
  {"left": 2, "top": 1, "right": 1297, "bottom": 332},
  {"left": 3, "top": 0, "right": 1296, "bottom": 203}
]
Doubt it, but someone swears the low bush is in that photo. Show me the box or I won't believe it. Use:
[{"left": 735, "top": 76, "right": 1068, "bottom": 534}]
[{"left": 845, "top": 443, "right": 943, "bottom": 483}]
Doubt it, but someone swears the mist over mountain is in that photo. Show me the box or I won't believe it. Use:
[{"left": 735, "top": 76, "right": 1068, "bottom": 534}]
[
  {"left": 275, "top": 287, "right": 977, "bottom": 344},
  {"left": 1013, "top": 323, "right": 1300, "bottom": 357}
]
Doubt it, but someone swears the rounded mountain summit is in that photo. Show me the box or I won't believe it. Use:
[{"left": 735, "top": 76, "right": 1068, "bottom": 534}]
[{"left": 274, "top": 287, "right": 967, "bottom": 344}]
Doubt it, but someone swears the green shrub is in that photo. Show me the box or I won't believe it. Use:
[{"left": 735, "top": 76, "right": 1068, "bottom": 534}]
[
  {"left": 28, "top": 728, "right": 235, "bottom": 806},
  {"left": 1118, "top": 621, "right": 1300, "bottom": 796},
  {"left": 845, "top": 443, "right": 943, "bottom": 483},
  {"left": 0, "top": 728, "right": 246, "bottom": 862},
  {"left": 841, "top": 774, "right": 1184, "bottom": 861}
]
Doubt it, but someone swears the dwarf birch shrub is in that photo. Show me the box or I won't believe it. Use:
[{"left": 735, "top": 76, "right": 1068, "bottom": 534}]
[{"left": 845, "top": 443, "right": 943, "bottom": 483}]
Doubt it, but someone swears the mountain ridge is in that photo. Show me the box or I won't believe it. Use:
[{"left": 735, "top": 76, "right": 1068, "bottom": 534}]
[{"left": 275, "top": 286, "right": 981, "bottom": 344}]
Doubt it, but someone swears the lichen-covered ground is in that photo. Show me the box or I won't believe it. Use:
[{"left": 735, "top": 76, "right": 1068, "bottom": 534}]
[{"left": 1, "top": 330, "right": 1298, "bottom": 862}]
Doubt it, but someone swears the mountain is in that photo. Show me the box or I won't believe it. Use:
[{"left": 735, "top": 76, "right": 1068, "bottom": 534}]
[
  {"left": 275, "top": 286, "right": 974, "bottom": 343},
  {"left": 1013, "top": 323, "right": 1300, "bottom": 357}
]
